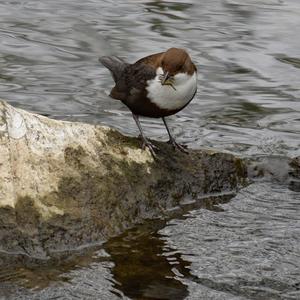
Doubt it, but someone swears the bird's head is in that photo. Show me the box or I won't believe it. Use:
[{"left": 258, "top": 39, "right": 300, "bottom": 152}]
[{"left": 159, "top": 48, "right": 195, "bottom": 89}]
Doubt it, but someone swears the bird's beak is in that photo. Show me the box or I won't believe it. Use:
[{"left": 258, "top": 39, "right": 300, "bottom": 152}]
[{"left": 161, "top": 71, "right": 170, "bottom": 85}]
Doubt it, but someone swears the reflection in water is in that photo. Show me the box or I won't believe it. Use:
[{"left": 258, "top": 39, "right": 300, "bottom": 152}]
[
  {"left": 105, "top": 194, "right": 234, "bottom": 299},
  {"left": 104, "top": 222, "right": 190, "bottom": 300},
  {"left": 0, "top": 194, "right": 234, "bottom": 299}
]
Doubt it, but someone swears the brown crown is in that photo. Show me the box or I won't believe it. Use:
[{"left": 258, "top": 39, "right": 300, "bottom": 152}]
[{"left": 160, "top": 48, "right": 196, "bottom": 76}]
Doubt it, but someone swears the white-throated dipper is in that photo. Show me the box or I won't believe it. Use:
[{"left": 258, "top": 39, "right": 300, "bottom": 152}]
[{"left": 99, "top": 47, "right": 197, "bottom": 157}]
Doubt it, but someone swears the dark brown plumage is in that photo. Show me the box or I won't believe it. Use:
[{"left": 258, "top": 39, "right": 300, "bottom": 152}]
[{"left": 99, "top": 48, "right": 197, "bottom": 157}]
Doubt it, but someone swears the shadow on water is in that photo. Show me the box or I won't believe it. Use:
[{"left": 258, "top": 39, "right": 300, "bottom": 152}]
[{"left": 0, "top": 193, "right": 234, "bottom": 299}]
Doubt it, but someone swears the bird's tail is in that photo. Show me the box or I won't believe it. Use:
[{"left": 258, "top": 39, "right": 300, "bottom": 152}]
[{"left": 99, "top": 56, "right": 128, "bottom": 83}]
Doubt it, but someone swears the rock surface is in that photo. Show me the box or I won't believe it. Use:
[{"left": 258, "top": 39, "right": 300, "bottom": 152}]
[{"left": 0, "top": 100, "right": 247, "bottom": 266}]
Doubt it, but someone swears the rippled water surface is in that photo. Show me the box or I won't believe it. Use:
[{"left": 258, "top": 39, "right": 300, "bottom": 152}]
[{"left": 0, "top": 0, "right": 300, "bottom": 299}]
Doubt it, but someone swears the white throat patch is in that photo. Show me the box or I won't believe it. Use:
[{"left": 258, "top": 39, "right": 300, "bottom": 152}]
[{"left": 146, "top": 67, "right": 197, "bottom": 110}]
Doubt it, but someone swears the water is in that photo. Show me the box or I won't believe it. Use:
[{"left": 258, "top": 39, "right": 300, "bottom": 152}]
[{"left": 0, "top": 0, "right": 300, "bottom": 299}]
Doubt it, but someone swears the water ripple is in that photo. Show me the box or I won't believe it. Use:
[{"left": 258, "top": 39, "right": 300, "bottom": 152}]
[{"left": 161, "top": 183, "right": 300, "bottom": 299}]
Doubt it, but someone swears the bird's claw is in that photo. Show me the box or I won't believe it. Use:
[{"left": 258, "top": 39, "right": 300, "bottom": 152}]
[
  {"left": 167, "top": 139, "right": 188, "bottom": 153},
  {"left": 141, "top": 140, "right": 159, "bottom": 158}
]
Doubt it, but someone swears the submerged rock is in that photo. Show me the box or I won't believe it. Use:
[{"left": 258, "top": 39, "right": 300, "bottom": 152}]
[{"left": 0, "top": 100, "right": 247, "bottom": 266}]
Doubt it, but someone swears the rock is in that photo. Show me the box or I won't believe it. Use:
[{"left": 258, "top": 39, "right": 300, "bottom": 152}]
[
  {"left": 289, "top": 156, "right": 300, "bottom": 192},
  {"left": 246, "top": 155, "right": 300, "bottom": 192},
  {"left": 0, "top": 100, "right": 247, "bottom": 266}
]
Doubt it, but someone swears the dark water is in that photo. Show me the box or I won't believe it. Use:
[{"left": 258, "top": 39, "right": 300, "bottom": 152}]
[{"left": 0, "top": 0, "right": 300, "bottom": 299}]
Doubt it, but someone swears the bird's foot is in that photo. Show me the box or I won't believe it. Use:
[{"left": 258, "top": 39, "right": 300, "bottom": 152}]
[
  {"left": 167, "top": 138, "right": 188, "bottom": 154},
  {"left": 141, "top": 139, "right": 159, "bottom": 158}
]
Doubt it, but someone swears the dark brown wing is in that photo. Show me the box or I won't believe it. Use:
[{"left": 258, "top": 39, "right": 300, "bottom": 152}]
[{"left": 110, "top": 59, "right": 157, "bottom": 103}]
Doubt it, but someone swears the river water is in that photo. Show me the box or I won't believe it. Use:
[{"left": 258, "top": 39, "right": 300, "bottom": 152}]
[{"left": 0, "top": 0, "right": 300, "bottom": 299}]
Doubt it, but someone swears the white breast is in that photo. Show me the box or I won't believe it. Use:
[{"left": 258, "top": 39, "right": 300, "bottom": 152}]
[{"left": 146, "top": 67, "right": 197, "bottom": 110}]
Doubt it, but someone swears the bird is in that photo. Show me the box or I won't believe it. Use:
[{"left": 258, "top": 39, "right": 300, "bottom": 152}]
[{"left": 99, "top": 47, "right": 197, "bottom": 157}]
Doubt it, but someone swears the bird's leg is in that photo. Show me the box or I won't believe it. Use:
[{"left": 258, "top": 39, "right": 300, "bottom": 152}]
[
  {"left": 162, "top": 117, "right": 188, "bottom": 153},
  {"left": 132, "top": 113, "right": 158, "bottom": 157}
]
